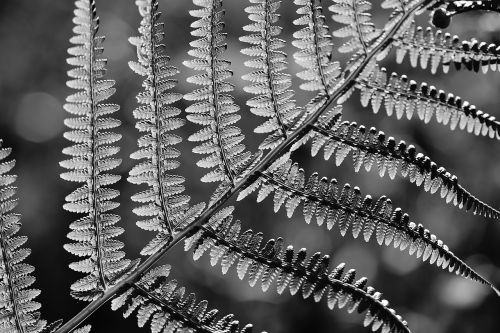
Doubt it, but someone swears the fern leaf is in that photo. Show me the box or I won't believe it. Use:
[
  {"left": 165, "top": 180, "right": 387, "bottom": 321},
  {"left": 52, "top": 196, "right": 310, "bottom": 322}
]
[
  {"left": 381, "top": 0, "right": 408, "bottom": 11},
  {"left": 184, "top": 0, "right": 254, "bottom": 188},
  {"left": 112, "top": 264, "right": 256, "bottom": 333},
  {"left": 73, "top": 326, "right": 91, "bottom": 333},
  {"left": 0, "top": 140, "right": 58, "bottom": 333},
  {"left": 185, "top": 206, "right": 410, "bottom": 333},
  {"left": 356, "top": 65, "right": 500, "bottom": 140},
  {"left": 61, "top": 0, "right": 136, "bottom": 301},
  {"left": 129, "top": 0, "right": 206, "bottom": 256},
  {"left": 240, "top": 0, "right": 304, "bottom": 150},
  {"left": 237, "top": 160, "right": 499, "bottom": 295},
  {"left": 299, "top": 107, "right": 500, "bottom": 219},
  {"left": 329, "top": 0, "right": 381, "bottom": 54},
  {"left": 392, "top": 23, "right": 500, "bottom": 74},
  {"left": 292, "top": 0, "right": 341, "bottom": 94}
]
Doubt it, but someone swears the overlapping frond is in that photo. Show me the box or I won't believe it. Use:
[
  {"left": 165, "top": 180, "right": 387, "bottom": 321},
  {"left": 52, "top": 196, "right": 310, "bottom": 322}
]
[
  {"left": 329, "top": 0, "right": 380, "bottom": 54},
  {"left": 185, "top": 206, "right": 410, "bottom": 333},
  {"left": 293, "top": 106, "right": 500, "bottom": 219},
  {"left": 184, "top": 0, "right": 254, "bottom": 188},
  {"left": 240, "top": 0, "right": 303, "bottom": 150},
  {"left": 0, "top": 140, "right": 58, "bottom": 333},
  {"left": 73, "top": 326, "right": 91, "bottom": 333},
  {"left": 392, "top": 23, "right": 500, "bottom": 74},
  {"left": 61, "top": 0, "right": 136, "bottom": 301},
  {"left": 128, "top": 0, "right": 206, "bottom": 256},
  {"left": 237, "top": 160, "right": 499, "bottom": 295},
  {"left": 112, "top": 265, "right": 255, "bottom": 333},
  {"left": 356, "top": 65, "right": 500, "bottom": 140},
  {"left": 292, "top": 0, "right": 341, "bottom": 94}
]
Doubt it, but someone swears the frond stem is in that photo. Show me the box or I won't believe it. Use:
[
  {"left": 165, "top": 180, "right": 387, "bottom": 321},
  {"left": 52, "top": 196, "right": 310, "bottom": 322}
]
[
  {"left": 210, "top": 2, "right": 235, "bottom": 184},
  {"left": 150, "top": 7, "right": 174, "bottom": 234},
  {"left": 311, "top": 0, "right": 331, "bottom": 96},
  {"left": 264, "top": 0, "right": 288, "bottom": 138},
  {"left": 353, "top": 0, "right": 369, "bottom": 54},
  {"left": 0, "top": 225, "right": 24, "bottom": 333},
  {"left": 54, "top": 1, "right": 430, "bottom": 332},
  {"left": 88, "top": 6, "right": 108, "bottom": 291}
]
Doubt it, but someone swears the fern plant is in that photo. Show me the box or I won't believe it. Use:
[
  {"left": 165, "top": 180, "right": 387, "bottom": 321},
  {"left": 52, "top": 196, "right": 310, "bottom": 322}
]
[{"left": 1, "top": 0, "right": 499, "bottom": 332}]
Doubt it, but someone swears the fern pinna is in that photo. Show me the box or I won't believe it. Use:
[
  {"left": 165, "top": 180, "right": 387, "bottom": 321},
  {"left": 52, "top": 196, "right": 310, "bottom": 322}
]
[
  {"left": 61, "top": 0, "right": 136, "bottom": 302},
  {"left": 128, "top": 0, "right": 205, "bottom": 256},
  {"left": 1, "top": 0, "right": 500, "bottom": 332}
]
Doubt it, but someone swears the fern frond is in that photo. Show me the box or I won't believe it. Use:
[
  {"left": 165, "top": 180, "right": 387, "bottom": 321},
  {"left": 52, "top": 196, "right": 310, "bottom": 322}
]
[
  {"left": 292, "top": 0, "right": 341, "bottom": 94},
  {"left": 73, "top": 326, "right": 91, "bottom": 333},
  {"left": 329, "top": 0, "right": 380, "bottom": 54},
  {"left": 184, "top": 0, "right": 254, "bottom": 188},
  {"left": 185, "top": 206, "right": 410, "bottom": 333},
  {"left": 112, "top": 265, "right": 255, "bottom": 333},
  {"left": 0, "top": 140, "right": 56, "bottom": 333},
  {"left": 237, "top": 160, "right": 499, "bottom": 295},
  {"left": 381, "top": 0, "right": 408, "bottom": 11},
  {"left": 128, "top": 0, "right": 206, "bottom": 256},
  {"left": 240, "top": 0, "right": 304, "bottom": 150},
  {"left": 61, "top": 0, "right": 136, "bottom": 301},
  {"left": 392, "top": 23, "right": 500, "bottom": 74},
  {"left": 356, "top": 65, "right": 500, "bottom": 140},
  {"left": 293, "top": 106, "right": 500, "bottom": 219}
]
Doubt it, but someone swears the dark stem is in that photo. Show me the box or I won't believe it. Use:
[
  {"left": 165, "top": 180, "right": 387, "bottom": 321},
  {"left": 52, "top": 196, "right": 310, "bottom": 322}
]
[
  {"left": 150, "top": 4, "right": 174, "bottom": 234},
  {"left": 88, "top": 2, "right": 108, "bottom": 292}
]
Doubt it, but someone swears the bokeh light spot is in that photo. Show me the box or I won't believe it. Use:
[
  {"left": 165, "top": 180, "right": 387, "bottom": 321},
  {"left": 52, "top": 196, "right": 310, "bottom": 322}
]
[
  {"left": 15, "top": 92, "right": 64, "bottom": 143},
  {"left": 437, "top": 276, "right": 489, "bottom": 309},
  {"left": 382, "top": 246, "right": 421, "bottom": 275}
]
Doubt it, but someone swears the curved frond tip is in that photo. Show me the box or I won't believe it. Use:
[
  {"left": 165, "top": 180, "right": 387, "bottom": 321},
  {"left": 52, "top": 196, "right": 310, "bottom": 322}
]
[
  {"left": 185, "top": 206, "right": 410, "bottom": 333},
  {"left": 237, "top": 160, "right": 499, "bottom": 296},
  {"left": 298, "top": 106, "right": 500, "bottom": 219}
]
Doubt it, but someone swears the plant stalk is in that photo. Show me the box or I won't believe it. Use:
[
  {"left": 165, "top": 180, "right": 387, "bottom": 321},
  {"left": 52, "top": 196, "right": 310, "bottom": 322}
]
[{"left": 55, "top": 1, "right": 431, "bottom": 332}]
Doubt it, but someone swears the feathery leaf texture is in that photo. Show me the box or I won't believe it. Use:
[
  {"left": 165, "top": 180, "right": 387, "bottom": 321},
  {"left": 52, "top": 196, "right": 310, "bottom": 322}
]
[
  {"left": 3, "top": 1, "right": 499, "bottom": 333},
  {"left": 292, "top": 0, "right": 341, "bottom": 94},
  {"left": 237, "top": 160, "right": 499, "bottom": 295},
  {"left": 330, "top": 0, "right": 380, "bottom": 54},
  {"left": 61, "top": 0, "right": 135, "bottom": 301},
  {"left": 356, "top": 64, "right": 500, "bottom": 140},
  {"left": 392, "top": 22, "right": 500, "bottom": 74},
  {"left": 128, "top": 0, "right": 206, "bottom": 256},
  {"left": 240, "top": 0, "right": 303, "bottom": 150},
  {"left": 73, "top": 326, "right": 91, "bottom": 333},
  {"left": 294, "top": 106, "right": 500, "bottom": 219},
  {"left": 185, "top": 206, "right": 410, "bottom": 333},
  {"left": 184, "top": 0, "right": 254, "bottom": 188},
  {"left": 381, "top": 0, "right": 409, "bottom": 11},
  {"left": 0, "top": 140, "right": 52, "bottom": 333},
  {"left": 111, "top": 265, "right": 256, "bottom": 333}
]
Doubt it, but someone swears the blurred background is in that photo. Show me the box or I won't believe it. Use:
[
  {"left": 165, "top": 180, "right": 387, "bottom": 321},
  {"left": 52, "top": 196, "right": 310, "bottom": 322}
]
[{"left": 1, "top": 0, "right": 500, "bottom": 332}]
